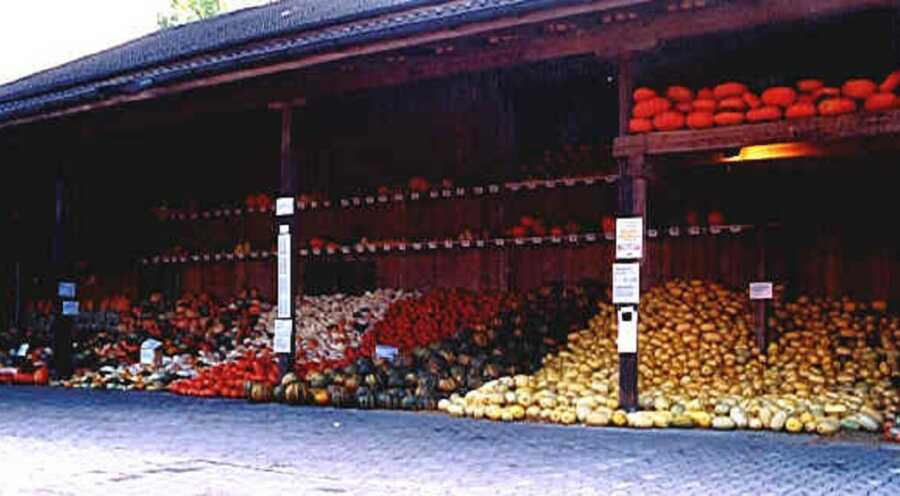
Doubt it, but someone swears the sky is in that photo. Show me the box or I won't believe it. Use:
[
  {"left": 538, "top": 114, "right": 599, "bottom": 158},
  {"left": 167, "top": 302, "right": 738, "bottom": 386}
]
[{"left": 0, "top": 0, "right": 270, "bottom": 86}]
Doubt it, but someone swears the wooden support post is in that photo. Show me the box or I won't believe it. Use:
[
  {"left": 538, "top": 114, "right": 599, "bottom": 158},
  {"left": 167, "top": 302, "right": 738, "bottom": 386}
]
[
  {"left": 50, "top": 167, "right": 74, "bottom": 380},
  {"left": 753, "top": 228, "right": 769, "bottom": 353},
  {"left": 617, "top": 53, "right": 635, "bottom": 137},
  {"left": 276, "top": 106, "right": 299, "bottom": 378}
]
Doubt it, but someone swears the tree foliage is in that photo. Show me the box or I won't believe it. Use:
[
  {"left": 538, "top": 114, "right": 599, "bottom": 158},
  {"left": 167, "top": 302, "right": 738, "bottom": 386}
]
[{"left": 158, "top": 0, "right": 272, "bottom": 28}]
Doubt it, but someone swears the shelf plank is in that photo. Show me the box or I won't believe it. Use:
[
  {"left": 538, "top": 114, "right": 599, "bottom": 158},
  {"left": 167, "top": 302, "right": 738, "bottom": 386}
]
[{"left": 613, "top": 109, "right": 900, "bottom": 157}]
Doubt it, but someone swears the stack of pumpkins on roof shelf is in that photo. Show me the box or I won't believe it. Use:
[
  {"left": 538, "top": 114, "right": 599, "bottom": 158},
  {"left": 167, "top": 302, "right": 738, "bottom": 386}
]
[
  {"left": 440, "top": 280, "right": 898, "bottom": 436},
  {"left": 628, "top": 69, "right": 899, "bottom": 134}
]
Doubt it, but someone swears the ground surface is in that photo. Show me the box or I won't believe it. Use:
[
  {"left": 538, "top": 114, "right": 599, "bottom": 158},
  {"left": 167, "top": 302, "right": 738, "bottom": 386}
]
[{"left": 1, "top": 387, "right": 898, "bottom": 496}]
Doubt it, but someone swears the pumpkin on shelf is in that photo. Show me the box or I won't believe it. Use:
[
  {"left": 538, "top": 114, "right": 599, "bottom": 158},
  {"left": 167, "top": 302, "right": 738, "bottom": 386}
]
[
  {"left": 796, "top": 79, "right": 824, "bottom": 93},
  {"left": 247, "top": 381, "right": 273, "bottom": 403},
  {"left": 692, "top": 99, "right": 717, "bottom": 113},
  {"left": 742, "top": 92, "right": 762, "bottom": 109},
  {"left": 864, "top": 93, "right": 897, "bottom": 112},
  {"left": 713, "top": 81, "right": 748, "bottom": 99},
  {"left": 652, "top": 111, "right": 686, "bottom": 131},
  {"left": 841, "top": 79, "right": 877, "bottom": 100},
  {"left": 879, "top": 70, "right": 900, "bottom": 93},
  {"left": 675, "top": 101, "right": 694, "bottom": 114},
  {"left": 686, "top": 111, "right": 714, "bottom": 130},
  {"left": 812, "top": 87, "right": 841, "bottom": 102},
  {"left": 818, "top": 98, "right": 857, "bottom": 116},
  {"left": 628, "top": 118, "right": 654, "bottom": 134},
  {"left": 633, "top": 97, "right": 672, "bottom": 118},
  {"left": 633, "top": 87, "right": 657, "bottom": 102},
  {"left": 707, "top": 211, "right": 725, "bottom": 227},
  {"left": 717, "top": 97, "right": 747, "bottom": 112},
  {"left": 713, "top": 112, "right": 745, "bottom": 126},
  {"left": 761, "top": 87, "right": 797, "bottom": 108},
  {"left": 665, "top": 86, "right": 693, "bottom": 103},
  {"left": 785, "top": 102, "right": 817, "bottom": 119},
  {"left": 746, "top": 106, "right": 783, "bottom": 123}
]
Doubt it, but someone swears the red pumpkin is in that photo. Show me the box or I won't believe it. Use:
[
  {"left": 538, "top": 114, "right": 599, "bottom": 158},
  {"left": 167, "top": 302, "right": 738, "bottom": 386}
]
[
  {"left": 842, "top": 79, "right": 877, "bottom": 100},
  {"left": 666, "top": 86, "right": 694, "bottom": 103},
  {"left": 510, "top": 226, "right": 527, "bottom": 238},
  {"left": 33, "top": 367, "right": 49, "bottom": 386},
  {"left": 785, "top": 102, "right": 817, "bottom": 119},
  {"left": 879, "top": 70, "right": 900, "bottom": 93},
  {"left": 549, "top": 226, "right": 564, "bottom": 237},
  {"left": 692, "top": 99, "right": 717, "bottom": 113},
  {"left": 684, "top": 211, "right": 699, "bottom": 227},
  {"left": 864, "top": 92, "right": 897, "bottom": 112},
  {"left": 697, "top": 87, "right": 714, "bottom": 100},
  {"left": 707, "top": 211, "right": 725, "bottom": 226},
  {"left": 633, "top": 87, "right": 657, "bottom": 102},
  {"left": 628, "top": 118, "right": 653, "bottom": 134},
  {"left": 761, "top": 87, "right": 797, "bottom": 108},
  {"left": 633, "top": 97, "right": 671, "bottom": 118},
  {"left": 746, "top": 106, "right": 783, "bottom": 122},
  {"left": 818, "top": 98, "right": 857, "bottom": 116},
  {"left": 718, "top": 97, "right": 747, "bottom": 112},
  {"left": 713, "top": 82, "right": 748, "bottom": 100},
  {"left": 742, "top": 92, "right": 762, "bottom": 109},
  {"left": 812, "top": 87, "right": 841, "bottom": 102},
  {"left": 686, "top": 111, "right": 714, "bottom": 130},
  {"left": 519, "top": 216, "right": 536, "bottom": 228},
  {"left": 713, "top": 112, "right": 745, "bottom": 126},
  {"left": 675, "top": 101, "right": 694, "bottom": 113},
  {"left": 601, "top": 216, "right": 615, "bottom": 235},
  {"left": 796, "top": 79, "right": 824, "bottom": 93},
  {"left": 652, "top": 111, "right": 686, "bottom": 131}
]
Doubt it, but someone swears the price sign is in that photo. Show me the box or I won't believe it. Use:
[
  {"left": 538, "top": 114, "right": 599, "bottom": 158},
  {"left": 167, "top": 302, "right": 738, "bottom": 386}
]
[
  {"left": 276, "top": 197, "right": 294, "bottom": 216},
  {"left": 615, "top": 217, "right": 643, "bottom": 260},
  {"left": 273, "top": 319, "right": 292, "bottom": 354},
  {"left": 749, "top": 282, "right": 774, "bottom": 300},
  {"left": 375, "top": 345, "right": 399, "bottom": 363},
  {"left": 62, "top": 301, "right": 79, "bottom": 316},
  {"left": 612, "top": 263, "right": 640, "bottom": 304},
  {"left": 140, "top": 339, "right": 161, "bottom": 365},
  {"left": 617, "top": 306, "right": 638, "bottom": 353},
  {"left": 16, "top": 344, "right": 29, "bottom": 357},
  {"left": 277, "top": 229, "right": 291, "bottom": 318}
]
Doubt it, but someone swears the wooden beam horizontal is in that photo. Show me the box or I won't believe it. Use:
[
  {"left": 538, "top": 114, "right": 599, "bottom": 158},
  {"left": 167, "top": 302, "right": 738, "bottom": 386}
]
[{"left": 613, "top": 109, "right": 900, "bottom": 157}]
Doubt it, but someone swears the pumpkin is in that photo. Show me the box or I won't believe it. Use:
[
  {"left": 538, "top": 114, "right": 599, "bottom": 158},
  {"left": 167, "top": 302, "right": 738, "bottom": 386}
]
[
  {"left": 666, "top": 86, "right": 693, "bottom": 102},
  {"left": 818, "top": 98, "right": 857, "bottom": 116},
  {"left": 633, "top": 87, "right": 657, "bottom": 102},
  {"left": 707, "top": 211, "right": 725, "bottom": 226},
  {"left": 697, "top": 87, "right": 714, "bottom": 100},
  {"left": 356, "top": 387, "right": 376, "bottom": 409},
  {"left": 633, "top": 97, "right": 671, "bottom": 118},
  {"left": 761, "top": 87, "right": 797, "bottom": 108},
  {"left": 628, "top": 118, "right": 653, "bottom": 134},
  {"left": 812, "top": 87, "right": 841, "bottom": 102},
  {"left": 675, "top": 101, "right": 694, "bottom": 113},
  {"left": 686, "top": 111, "right": 714, "bottom": 130},
  {"left": 713, "top": 82, "right": 748, "bottom": 99},
  {"left": 311, "top": 388, "right": 331, "bottom": 406},
  {"left": 248, "top": 382, "right": 273, "bottom": 403},
  {"left": 285, "top": 381, "right": 310, "bottom": 405},
  {"left": 796, "top": 94, "right": 814, "bottom": 104},
  {"left": 842, "top": 79, "right": 877, "bottom": 100},
  {"left": 796, "top": 79, "right": 824, "bottom": 93},
  {"left": 328, "top": 385, "right": 351, "bottom": 408},
  {"left": 713, "top": 112, "right": 745, "bottom": 126},
  {"left": 879, "top": 70, "right": 900, "bottom": 93},
  {"left": 746, "top": 106, "right": 782, "bottom": 122},
  {"left": 785, "top": 102, "right": 817, "bottom": 119},
  {"left": 717, "top": 97, "right": 747, "bottom": 112},
  {"left": 33, "top": 367, "right": 50, "bottom": 386},
  {"left": 273, "top": 385, "right": 285, "bottom": 403},
  {"left": 692, "top": 99, "right": 717, "bottom": 112},
  {"left": 864, "top": 93, "right": 897, "bottom": 112},
  {"left": 652, "top": 111, "right": 686, "bottom": 131},
  {"left": 401, "top": 394, "right": 419, "bottom": 410},
  {"left": 742, "top": 92, "right": 762, "bottom": 109}
]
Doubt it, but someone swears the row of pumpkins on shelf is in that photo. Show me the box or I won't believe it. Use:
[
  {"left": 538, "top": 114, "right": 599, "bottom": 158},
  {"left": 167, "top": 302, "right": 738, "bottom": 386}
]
[{"left": 629, "top": 69, "right": 900, "bottom": 134}]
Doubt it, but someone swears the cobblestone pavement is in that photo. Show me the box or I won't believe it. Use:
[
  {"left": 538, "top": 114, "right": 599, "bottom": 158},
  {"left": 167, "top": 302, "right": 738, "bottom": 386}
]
[{"left": 1, "top": 387, "right": 899, "bottom": 496}]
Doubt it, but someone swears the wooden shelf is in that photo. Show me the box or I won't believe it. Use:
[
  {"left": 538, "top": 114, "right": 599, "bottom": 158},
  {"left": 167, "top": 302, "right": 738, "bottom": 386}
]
[{"left": 613, "top": 109, "right": 900, "bottom": 158}]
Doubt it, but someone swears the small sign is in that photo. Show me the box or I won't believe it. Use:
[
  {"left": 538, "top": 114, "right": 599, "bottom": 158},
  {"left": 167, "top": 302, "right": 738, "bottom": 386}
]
[
  {"left": 62, "top": 301, "right": 79, "bottom": 316},
  {"left": 140, "top": 339, "right": 162, "bottom": 365},
  {"left": 615, "top": 217, "right": 643, "bottom": 260},
  {"left": 375, "top": 344, "right": 399, "bottom": 363},
  {"left": 58, "top": 282, "right": 76, "bottom": 299},
  {"left": 617, "top": 306, "right": 638, "bottom": 353},
  {"left": 276, "top": 197, "right": 295, "bottom": 216},
  {"left": 749, "top": 282, "right": 774, "bottom": 300},
  {"left": 273, "top": 319, "right": 292, "bottom": 354},
  {"left": 277, "top": 231, "right": 291, "bottom": 318},
  {"left": 612, "top": 263, "right": 640, "bottom": 304},
  {"left": 16, "top": 344, "right": 29, "bottom": 357}
]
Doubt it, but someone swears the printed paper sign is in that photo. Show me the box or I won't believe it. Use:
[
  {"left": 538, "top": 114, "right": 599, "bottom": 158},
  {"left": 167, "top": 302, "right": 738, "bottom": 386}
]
[
  {"left": 276, "top": 197, "right": 295, "bottom": 216},
  {"left": 140, "top": 339, "right": 161, "bottom": 365},
  {"left": 612, "top": 263, "right": 640, "bottom": 304},
  {"left": 615, "top": 217, "right": 643, "bottom": 260},
  {"left": 273, "top": 319, "right": 292, "bottom": 354},
  {"left": 617, "top": 306, "right": 638, "bottom": 353},
  {"left": 375, "top": 345, "right": 399, "bottom": 363},
  {"left": 749, "top": 282, "right": 774, "bottom": 300},
  {"left": 277, "top": 232, "right": 291, "bottom": 318}
]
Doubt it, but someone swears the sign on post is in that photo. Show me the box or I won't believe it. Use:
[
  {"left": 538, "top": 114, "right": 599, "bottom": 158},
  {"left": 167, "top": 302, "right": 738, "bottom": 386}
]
[
  {"left": 375, "top": 345, "right": 399, "bottom": 364},
  {"left": 140, "top": 339, "right": 162, "bottom": 366},
  {"left": 276, "top": 197, "right": 295, "bottom": 217},
  {"left": 277, "top": 226, "right": 291, "bottom": 319},
  {"left": 617, "top": 306, "right": 638, "bottom": 353},
  {"left": 612, "top": 263, "right": 640, "bottom": 304},
  {"left": 273, "top": 319, "right": 292, "bottom": 354},
  {"left": 615, "top": 217, "right": 643, "bottom": 260},
  {"left": 749, "top": 282, "right": 774, "bottom": 300}
]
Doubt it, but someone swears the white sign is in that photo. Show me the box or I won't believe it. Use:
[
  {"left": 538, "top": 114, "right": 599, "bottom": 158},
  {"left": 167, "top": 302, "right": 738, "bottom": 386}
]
[
  {"left": 615, "top": 217, "right": 643, "bottom": 260},
  {"left": 375, "top": 345, "right": 399, "bottom": 363},
  {"left": 749, "top": 282, "right": 774, "bottom": 300},
  {"left": 273, "top": 319, "right": 292, "bottom": 354},
  {"left": 617, "top": 306, "right": 638, "bottom": 353},
  {"left": 276, "top": 197, "right": 295, "bottom": 216},
  {"left": 140, "top": 339, "right": 161, "bottom": 365},
  {"left": 277, "top": 231, "right": 291, "bottom": 318},
  {"left": 16, "top": 344, "right": 29, "bottom": 357},
  {"left": 612, "top": 263, "right": 640, "bottom": 304},
  {"left": 62, "top": 301, "right": 79, "bottom": 316}
]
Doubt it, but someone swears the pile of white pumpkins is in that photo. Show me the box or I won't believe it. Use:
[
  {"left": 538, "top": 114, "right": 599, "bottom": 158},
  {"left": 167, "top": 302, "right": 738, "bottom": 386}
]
[{"left": 439, "top": 280, "right": 899, "bottom": 436}]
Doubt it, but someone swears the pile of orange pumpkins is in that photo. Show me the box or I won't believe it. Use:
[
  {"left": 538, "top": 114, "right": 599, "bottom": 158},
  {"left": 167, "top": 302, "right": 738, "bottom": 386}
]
[{"left": 629, "top": 69, "right": 899, "bottom": 134}]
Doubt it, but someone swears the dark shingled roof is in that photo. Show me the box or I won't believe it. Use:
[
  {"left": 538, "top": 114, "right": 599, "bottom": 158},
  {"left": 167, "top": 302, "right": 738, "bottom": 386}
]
[{"left": 0, "top": 0, "right": 583, "bottom": 125}]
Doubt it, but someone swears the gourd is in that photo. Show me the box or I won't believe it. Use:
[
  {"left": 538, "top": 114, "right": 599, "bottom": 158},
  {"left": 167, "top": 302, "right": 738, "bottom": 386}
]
[
  {"left": 742, "top": 93, "right": 762, "bottom": 109},
  {"left": 652, "top": 111, "right": 686, "bottom": 131},
  {"left": 818, "top": 98, "right": 856, "bottom": 116},
  {"left": 248, "top": 382, "right": 273, "bottom": 403},
  {"left": 879, "top": 70, "right": 900, "bottom": 93},
  {"left": 785, "top": 102, "right": 817, "bottom": 119},
  {"left": 796, "top": 79, "right": 824, "bottom": 93},
  {"left": 633, "top": 87, "right": 657, "bottom": 102},
  {"left": 841, "top": 79, "right": 877, "bottom": 100},
  {"left": 312, "top": 388, "right": 331, "bottom": 406},
  {"left": 761, "top": 87, "right": 797, "bottom": 108},
  {"left": 864, "top": 93, "right": 896, "bottom": 112},
  {"left": 633, "top": 97, "right": 671, "bottom": 118},
  {"left": 686, "top": 112, "right": 714, "bottom": 130},
  {"left": 628, "top": 118, "right": 653, "bottom": 134},
  {"left": 717, "top": 97, "right": 747, "bottom": 112},
  {"left": 713, "top": 112, "right": 745, "bottom": 126},
  {"left": 675, "top": 102, "right": 694, "bottom": 113},
  {"left": 713, "top": 82, "right": 748, "bottom": 99},
  {"left": 692, "top": 99, "right": 717, "bottom": 113},
  {"left": 666, "top": 86, "right": 693, "bottom": 102},
  {"left": 746, "top": 106, "right": 782, "bottom": 122}
]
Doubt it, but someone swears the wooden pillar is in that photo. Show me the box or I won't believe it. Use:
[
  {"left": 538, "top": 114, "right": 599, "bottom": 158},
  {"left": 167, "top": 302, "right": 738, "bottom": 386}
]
[
  {"left": 51, "top": 164, "right": 74, "bottom": 380},
  {"left": 753, "top": 228, "right": 769, "bottom": 352},
  {"left": 276, "top": 105, "right": 299, "bottom": 377}
]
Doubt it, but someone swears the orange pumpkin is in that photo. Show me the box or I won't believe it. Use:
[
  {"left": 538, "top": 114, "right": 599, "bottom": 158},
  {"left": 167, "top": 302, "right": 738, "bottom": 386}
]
[
  {"left": 312, "top": 388, "right": 331, "bottom": 406},
  {"left": 666, "top": 86, "right": 694, "bottom": 102},
  {"left": 746, "top": 106, "right": 783, "bottom": 122},
  {"left": 629, "top": 118, "right": 653, "bottom": 134},
  {"left": 864, "top": 92, "right": 897, "bottom": 112},
  {"left": 633, "top": 87, "right": 658, "bottom": 102},
  {"left": 761, "top": 87, "right": 797, "bottom": 107},
  {"left": 692, "top": 99, "right": 717, "bottom": 112},
  {"left": 785, "top": 102, "right": 817, "bottom": 119},
  {"left": 796, "top": 79, "right": 824, "bottom": 93},
  {"left": 796, "top": 94, "right": 815, "bottom": 104},
  {"left": 713, "top": 112, "right": 745, "bottom": 126},
  {"left": 818, "top": 98, "right": 857, "bottom": 116},
  {"left": 742, "top": 92, "right": 762, "bottom": 109},
  {"left": 686, "top": 111, "right": 715, "bottom": 130},
  {"left": 841, "top": 79, "right": 877, "bottom": 100},
  {"left": 653, "top": 111, "right": 686, "bottom": 131},
  {"left": 675, "top": 101, "right": 694, "bottom": 113},
  {"left": 879, "top": 70, "right": 900, "bottom": 93},
  {"left": 713, "top": 82, "right": 748, "bottom": 99},
  {"left": 707, "top": 211, "right": 725, "bottom": 227},
  {"left": 813, "top": 87, "right": 841, "bottom": 102},
  {"left": 633, "top": 97, "right": 671, "bottom": 118},
  {"left": 628, "top": 118, "right": 653, "bottom": 134},
  {"left": 718, "top": 97, "right": 747, "bottom": 112},
  {"left": 697, "top": 87, "right": 714, "bottom": 100}
]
